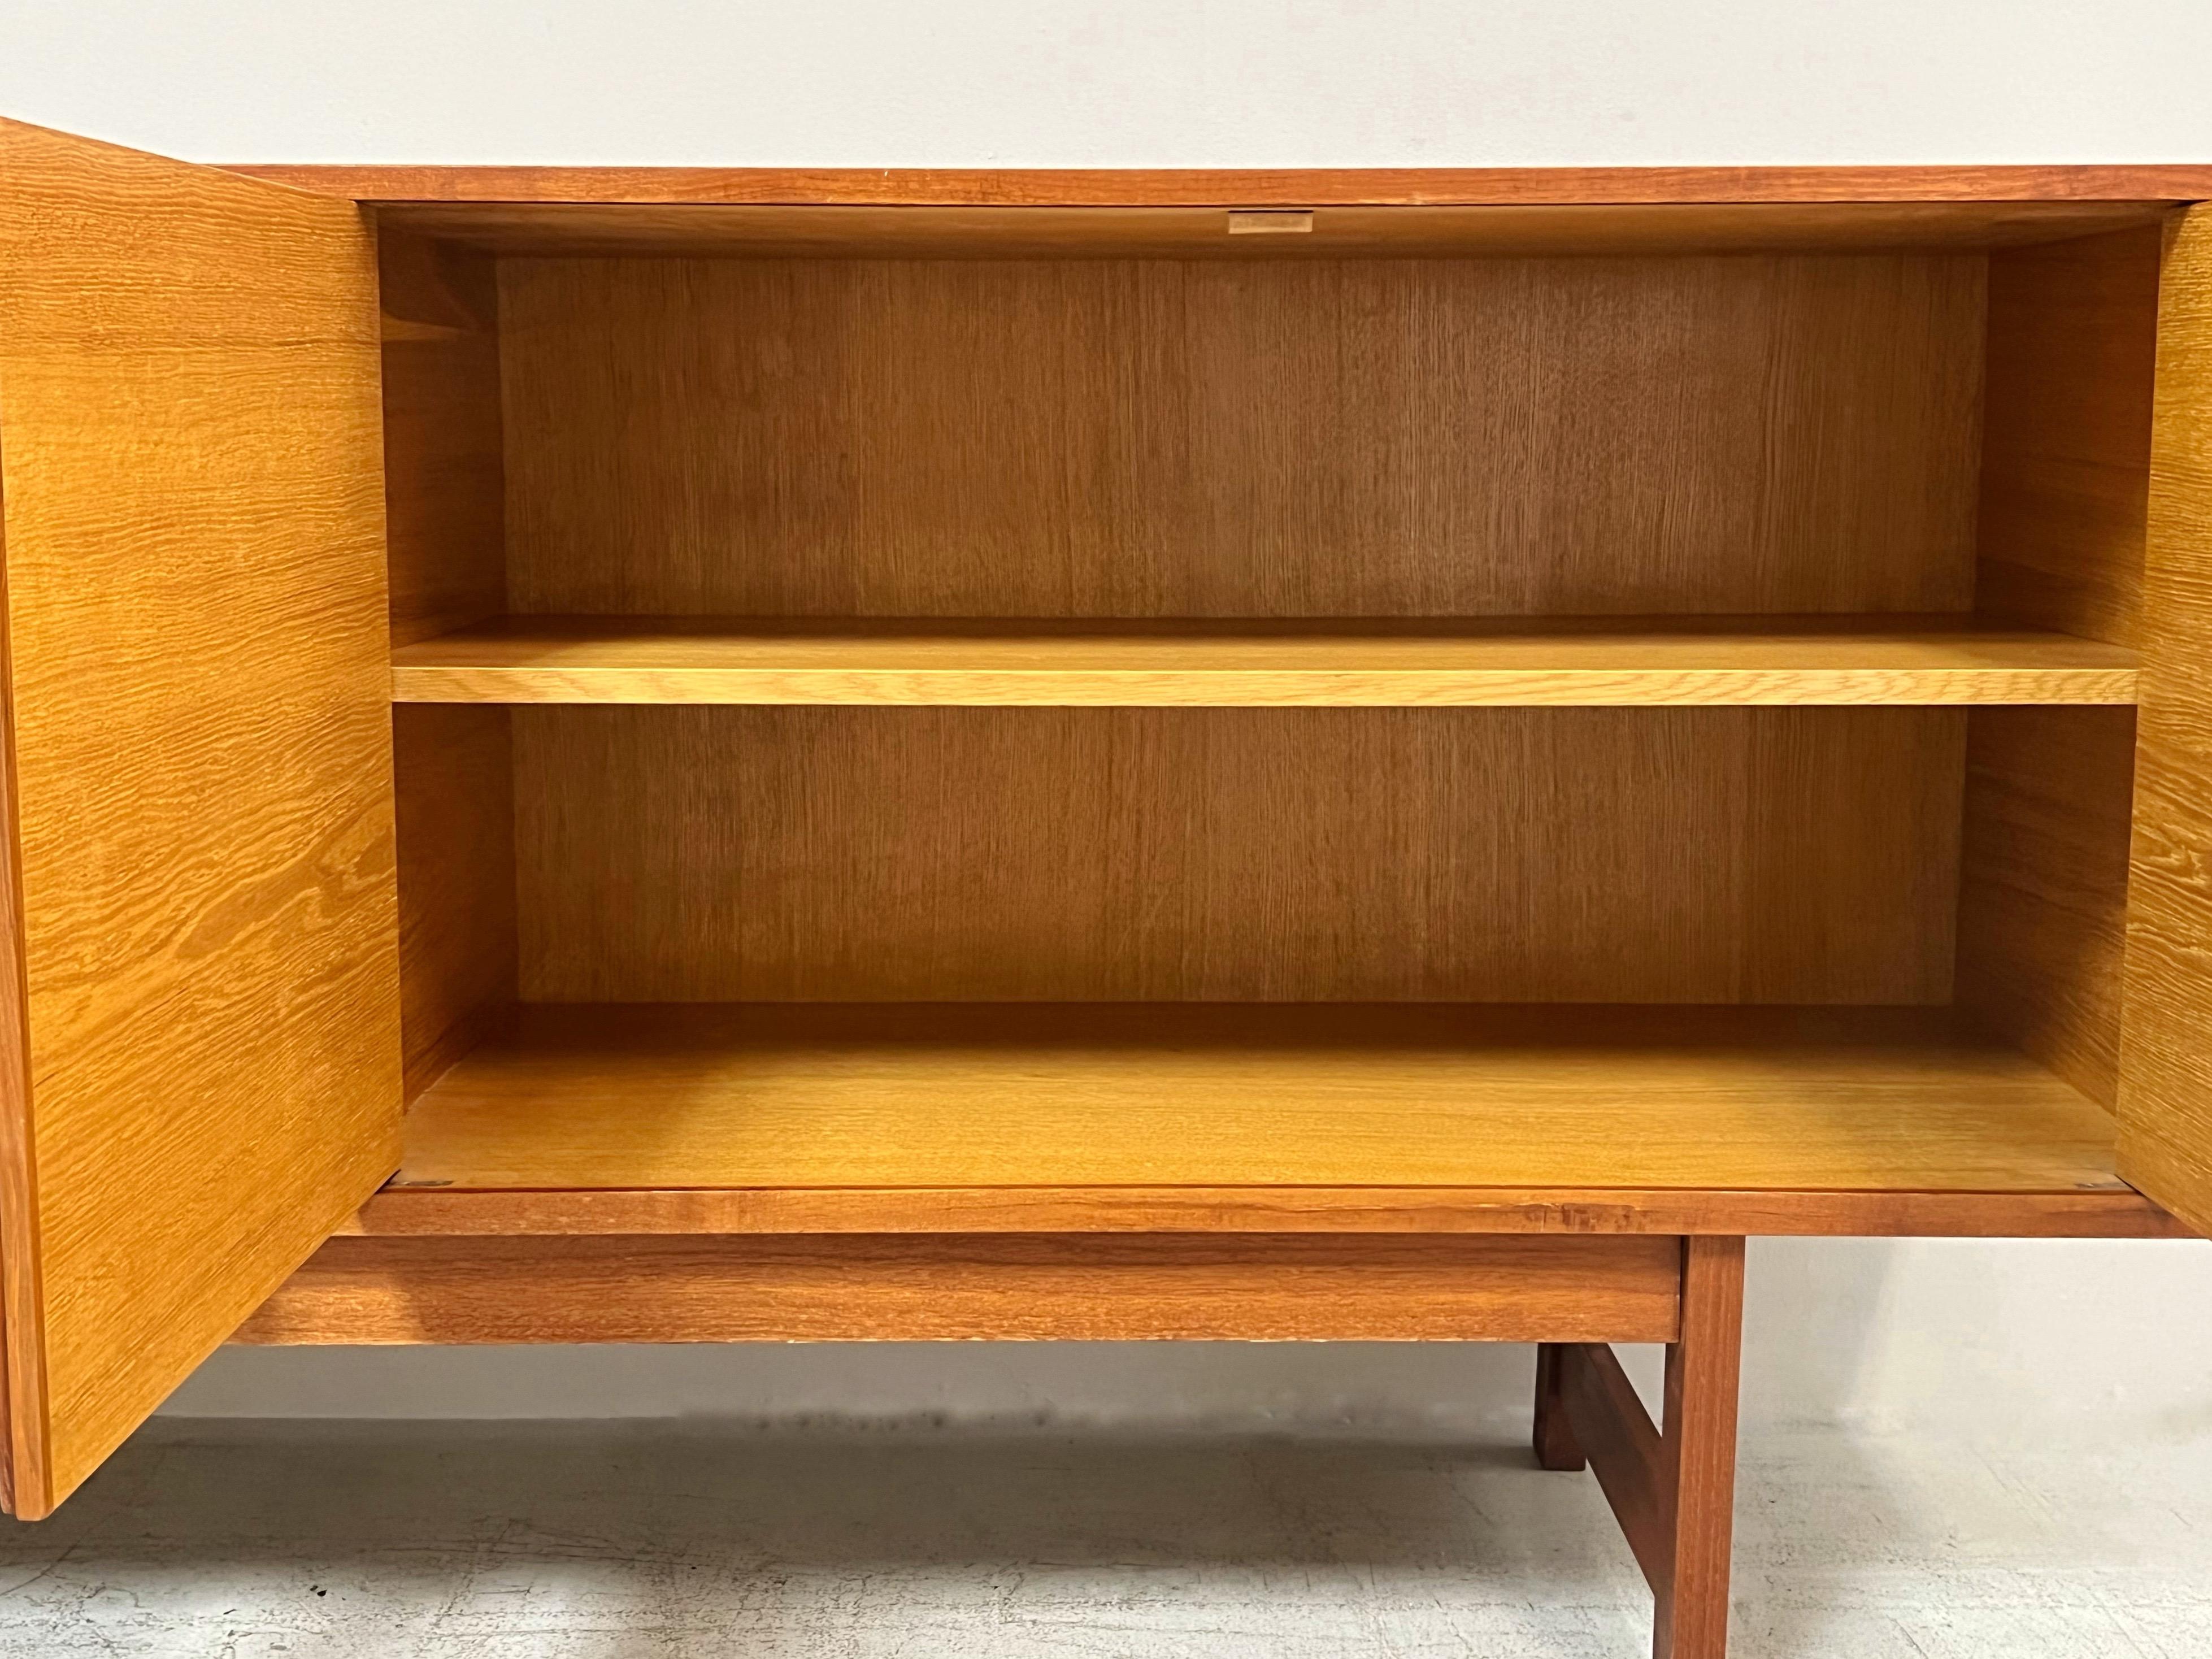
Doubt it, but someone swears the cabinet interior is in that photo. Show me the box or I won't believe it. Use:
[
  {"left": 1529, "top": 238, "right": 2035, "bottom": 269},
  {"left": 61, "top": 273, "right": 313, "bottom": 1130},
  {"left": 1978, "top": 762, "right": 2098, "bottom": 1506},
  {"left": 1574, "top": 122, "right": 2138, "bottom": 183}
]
[{"left": 374, "top": 201, "right": 2161, "bottom": 1201}]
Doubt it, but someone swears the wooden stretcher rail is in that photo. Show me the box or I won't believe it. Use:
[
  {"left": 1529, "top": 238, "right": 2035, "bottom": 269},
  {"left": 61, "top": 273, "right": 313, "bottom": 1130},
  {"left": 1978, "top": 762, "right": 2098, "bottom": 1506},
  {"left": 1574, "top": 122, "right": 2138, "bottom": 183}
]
[{"left": 236, "top": 1232, "right": 1684, "bottom": 1345}]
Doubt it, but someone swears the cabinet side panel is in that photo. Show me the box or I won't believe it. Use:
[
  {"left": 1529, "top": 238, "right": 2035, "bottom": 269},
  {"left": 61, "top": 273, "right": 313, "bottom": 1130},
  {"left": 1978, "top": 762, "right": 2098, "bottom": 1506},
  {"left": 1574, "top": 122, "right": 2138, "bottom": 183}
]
[
  {"left": 2121, "top": 208, "right": 2212, "bottom": 1234},
  {"left": 379, "top": 231, "right": 508, "bottom": 647},
  {"left": 378, "top": 231, "right": 518, "bottom": 1096},
  {"left": 1958, "top": 228, "right": 2157, "bottom": 1109},
  {"left": 1957, "top": 707, "right": 2138, "bottom": 1108},
  {"left": 0, "top": 120, "right": 403, "bottom": 1513},
  {"left": 501, "top": 254, "right": 1985, "bottom": 618},
  {"left": 394, "top": 706, "right": 516, "bottom": 1099},
  {"left": 515, "top": 706, "right": 1960, "bottom": 1004}
]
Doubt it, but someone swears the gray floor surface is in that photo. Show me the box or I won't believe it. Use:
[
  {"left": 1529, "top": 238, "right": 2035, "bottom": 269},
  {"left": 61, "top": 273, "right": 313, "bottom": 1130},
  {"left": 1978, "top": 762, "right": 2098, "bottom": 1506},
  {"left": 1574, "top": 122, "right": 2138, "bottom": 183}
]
[{"left": 0, "top": 1418, "right": 2205, "bottom": 1656}]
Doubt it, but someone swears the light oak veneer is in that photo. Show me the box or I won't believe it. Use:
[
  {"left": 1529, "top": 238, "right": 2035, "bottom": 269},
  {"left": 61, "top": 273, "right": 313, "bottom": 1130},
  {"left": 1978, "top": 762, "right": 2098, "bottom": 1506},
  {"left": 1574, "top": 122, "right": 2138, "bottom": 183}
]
[
  {"left": 392, "top": 1004, "right": 2127, "bottom": 1197},
  {"left": 2120, "top": 205, "right": 2212, "bottom": 1237},
  {"left": 0, "top": 119, "right": 401, "bottom": 1518},
  {"left": 393, "top": 615, "right": 2139, "bottom": 707}
]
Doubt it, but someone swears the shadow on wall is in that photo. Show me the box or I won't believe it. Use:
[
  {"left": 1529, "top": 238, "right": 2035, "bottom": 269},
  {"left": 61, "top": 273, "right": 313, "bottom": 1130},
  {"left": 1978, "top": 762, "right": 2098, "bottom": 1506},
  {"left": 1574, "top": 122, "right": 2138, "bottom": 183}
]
[{"left": 164, "top": 1238, "right": 2212, "bottom": 1439}]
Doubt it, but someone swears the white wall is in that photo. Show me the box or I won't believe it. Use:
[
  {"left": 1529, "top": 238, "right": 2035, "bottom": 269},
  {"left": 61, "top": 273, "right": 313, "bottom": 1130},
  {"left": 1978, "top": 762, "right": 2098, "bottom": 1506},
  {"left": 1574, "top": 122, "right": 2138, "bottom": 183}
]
[
  {"left": 5, "top": 0, "right": 2212, "bottom": 167},
  {"left": 4, "top": 0, "right": 2209, "bottom": 1437}
]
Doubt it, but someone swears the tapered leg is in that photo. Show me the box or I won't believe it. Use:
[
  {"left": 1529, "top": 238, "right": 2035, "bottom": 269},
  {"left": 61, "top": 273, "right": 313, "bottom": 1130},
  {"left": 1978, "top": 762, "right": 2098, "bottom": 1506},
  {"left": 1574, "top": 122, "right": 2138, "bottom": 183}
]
[
  {"left": 1653, "top": 1235, "right": 1746, "bottom": 1659},
  {"left": 1533, "top": 1343, "right": 1588, "bottom": 1470}
]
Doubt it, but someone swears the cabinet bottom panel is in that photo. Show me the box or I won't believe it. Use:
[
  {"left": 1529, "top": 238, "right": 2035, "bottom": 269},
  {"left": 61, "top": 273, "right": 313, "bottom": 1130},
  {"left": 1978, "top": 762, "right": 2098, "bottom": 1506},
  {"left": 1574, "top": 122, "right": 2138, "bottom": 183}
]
[{"left": 390, "top": 1002, "right": 2127, "bottom": 1197}]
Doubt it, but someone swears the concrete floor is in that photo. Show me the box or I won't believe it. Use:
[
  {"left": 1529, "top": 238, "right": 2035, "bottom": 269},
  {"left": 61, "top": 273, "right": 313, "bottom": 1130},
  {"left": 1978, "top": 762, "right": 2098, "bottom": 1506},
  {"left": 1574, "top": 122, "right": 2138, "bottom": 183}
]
[{"left": 1, "top": 1419, "right": 2207, "bottom": 1657}]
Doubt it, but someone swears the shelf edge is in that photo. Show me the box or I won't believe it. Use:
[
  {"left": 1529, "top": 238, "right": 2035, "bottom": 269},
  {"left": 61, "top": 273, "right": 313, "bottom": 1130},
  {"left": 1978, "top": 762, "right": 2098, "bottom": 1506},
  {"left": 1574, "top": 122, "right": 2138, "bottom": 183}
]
[
  {"left": 344, "top": 1183, "right": 2187, "bottom": 1240},
  {"left": 390, "top": 665, "right": 2141, "bottom": 709}
]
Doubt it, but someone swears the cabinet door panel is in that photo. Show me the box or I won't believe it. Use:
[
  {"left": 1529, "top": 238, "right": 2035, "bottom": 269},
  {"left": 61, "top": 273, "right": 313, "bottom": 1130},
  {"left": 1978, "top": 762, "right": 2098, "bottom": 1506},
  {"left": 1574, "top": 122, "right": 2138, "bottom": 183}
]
[
  {"left": 0, "top": 118, "right": 400, "bottom": 1516},
  {"left": 2122, "top": 203, "right": 2212, "bottom": 1238}
]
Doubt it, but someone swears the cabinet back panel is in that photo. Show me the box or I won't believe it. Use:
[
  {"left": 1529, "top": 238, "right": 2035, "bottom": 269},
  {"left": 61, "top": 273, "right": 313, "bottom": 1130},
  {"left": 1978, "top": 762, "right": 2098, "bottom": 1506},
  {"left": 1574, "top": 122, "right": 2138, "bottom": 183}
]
[
  {"left": 499, "top": 254, "right": 1985, "bottom": 618},
  {"left": 513, "top": 706, "right": 1963, "bottom": 1004}
]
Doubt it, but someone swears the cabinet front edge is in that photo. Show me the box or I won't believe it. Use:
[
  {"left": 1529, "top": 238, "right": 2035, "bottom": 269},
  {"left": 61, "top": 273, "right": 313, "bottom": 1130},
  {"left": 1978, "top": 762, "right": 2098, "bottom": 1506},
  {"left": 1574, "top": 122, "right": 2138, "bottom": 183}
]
[
  {"left": 341, "top": 1184, "right": 2191, "bottom": 1239},
  {"left": 218, "top": 163, "right": 2212, "bottom": 207}
]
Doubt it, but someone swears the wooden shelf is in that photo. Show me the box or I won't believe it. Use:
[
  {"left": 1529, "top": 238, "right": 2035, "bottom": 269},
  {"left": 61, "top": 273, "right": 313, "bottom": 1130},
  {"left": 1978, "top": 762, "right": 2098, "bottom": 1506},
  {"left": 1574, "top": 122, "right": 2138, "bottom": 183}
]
[
  {"left": 394, "top": 1004, "right": 2128, "bottom": 1202},
  {"left": 390, "top": 616, "right": 2140, "bottom": 708}
]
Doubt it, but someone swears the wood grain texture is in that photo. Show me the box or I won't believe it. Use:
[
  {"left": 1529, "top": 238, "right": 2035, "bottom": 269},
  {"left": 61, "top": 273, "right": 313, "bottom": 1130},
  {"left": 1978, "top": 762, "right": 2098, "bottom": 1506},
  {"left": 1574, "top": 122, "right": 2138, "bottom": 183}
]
[
  {"left": 2120, "top": 206, "right": 2212, "bottom": 1237},
  {"left": 0, "top": 118, "right": 402, "bottom": 1516},
  {"left": 0, "top": 342, "right": 29, "bottom": 1519},
  {"left": 1976, "top": 225, "right": 2159, "bottom": 645},
  {"left": 1558, "top": 1341, "right": 1668, "bottom": 1591},
  {"left": 1655, "top": 1236, "right": 1746, "bottom": 1659},
  {"left": 222, "top": 163, "right": 2212, "bottom": 206},
  {"left": 393, "top": 615, "right": 2137, "bottom": 707},
  {"left": 392, "top": 706, "right": 516, "bottom": 1100},
  {"left": 1955, "top": 708, "right": 2139, "bottom": 1109},
  {"left": 377, "top": 229, "right": 507, "bottom": 648},
  {"left": 1964, "top": 228, "right": 2150, "bottom": 1123},
  {"left": 377, "top": 233, "right": 516, "bottom": 1102},
  {"left": 514, "top": 706, "right": 1963, "bottom": 1005},
  {"left": 373, "top": 201, "right": 2167, "bottom": 259},
  {"left": 1958, "top": 227, "right": 2155, "bottom": 1118},
  {"left": 498, "top": 255, "right": 1985, "bottom": 619},
  {"left": 390, "top": 1004, "right": 2123, "bottom": 1197},
  {"left": 341, "top": 1183, "right": 2184, "bottom": 1240},
  {"left": 235, "top": 1231, "right": 1683, "bottom": 1344}
]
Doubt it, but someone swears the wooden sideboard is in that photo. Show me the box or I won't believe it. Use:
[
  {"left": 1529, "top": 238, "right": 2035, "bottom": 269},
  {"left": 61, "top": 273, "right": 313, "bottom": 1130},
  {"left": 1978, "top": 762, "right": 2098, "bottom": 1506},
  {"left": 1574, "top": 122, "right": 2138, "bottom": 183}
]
[{"left": 5, "top": 115, "right": 2211, "bottom": 1656}]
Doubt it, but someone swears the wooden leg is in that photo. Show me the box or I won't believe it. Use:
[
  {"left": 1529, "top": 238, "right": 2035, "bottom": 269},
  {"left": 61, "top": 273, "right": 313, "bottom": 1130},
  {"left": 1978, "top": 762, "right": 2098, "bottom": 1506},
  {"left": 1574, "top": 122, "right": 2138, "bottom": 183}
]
[
  {"left": 1533, "top": 1343, "right": 1588, "bottom": 1470},
  {"left": 1545, "top": 1236, "right": 1746, "bottom": 1659},
  {"left": 1654, "top": 1235, "right": 1745, "bottom": 1659}
]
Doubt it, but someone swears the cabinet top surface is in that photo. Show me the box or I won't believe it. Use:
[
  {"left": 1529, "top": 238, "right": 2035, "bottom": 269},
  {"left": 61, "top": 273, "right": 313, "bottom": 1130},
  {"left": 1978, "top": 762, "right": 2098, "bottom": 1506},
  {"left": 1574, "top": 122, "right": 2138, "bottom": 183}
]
[{"left": 228, "top": 162, "right": 2212, "bottom": 206}]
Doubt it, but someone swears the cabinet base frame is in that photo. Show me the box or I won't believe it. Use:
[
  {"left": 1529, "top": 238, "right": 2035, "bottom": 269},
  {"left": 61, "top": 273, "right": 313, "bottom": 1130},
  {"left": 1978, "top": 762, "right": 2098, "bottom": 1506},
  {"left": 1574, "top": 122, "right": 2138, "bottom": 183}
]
[
  {"left": 1536, "top": 1237, "right": 1748, "bottom": 1659},
  {"left": 242, "top": 1228, "right": 1749, "bottom": 1654}
]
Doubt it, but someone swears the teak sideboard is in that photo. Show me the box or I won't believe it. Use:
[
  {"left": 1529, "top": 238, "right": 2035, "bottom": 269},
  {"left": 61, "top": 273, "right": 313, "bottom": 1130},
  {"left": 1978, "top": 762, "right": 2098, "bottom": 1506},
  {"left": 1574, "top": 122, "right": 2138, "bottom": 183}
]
[{"left": 6, "top": 117, "right": 2212, "bottom": 1655}]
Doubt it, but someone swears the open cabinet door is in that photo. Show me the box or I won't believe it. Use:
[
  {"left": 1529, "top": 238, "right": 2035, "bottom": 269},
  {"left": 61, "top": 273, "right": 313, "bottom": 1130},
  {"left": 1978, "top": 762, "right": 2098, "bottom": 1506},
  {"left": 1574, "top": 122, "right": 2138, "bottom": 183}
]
[
  {"left": 2122, "top": 203, "right": 2212, "bottom": 1240},
  {"left": 0, "top": 119, "right": 400, "bottom": 1516}
]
